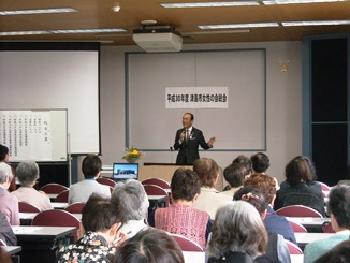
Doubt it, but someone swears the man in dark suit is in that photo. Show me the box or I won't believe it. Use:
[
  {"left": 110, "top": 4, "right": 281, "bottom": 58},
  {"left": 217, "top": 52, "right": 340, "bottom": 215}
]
[{"left": 174, "top": 113, "right": 215, "bottom": 165}]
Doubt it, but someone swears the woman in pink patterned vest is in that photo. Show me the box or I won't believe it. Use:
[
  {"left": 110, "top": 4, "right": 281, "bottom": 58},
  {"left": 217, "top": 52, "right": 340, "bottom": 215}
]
[{"left": 155, "top": 168, "right": 209, "bottom": 249}]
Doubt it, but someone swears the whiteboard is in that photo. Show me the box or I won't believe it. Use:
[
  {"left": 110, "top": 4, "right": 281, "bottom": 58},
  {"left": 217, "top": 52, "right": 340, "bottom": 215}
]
[
  {"left": 0, "top": 109, "right": 68, "bottom": 162},
  {"left": 0, "top": 51, "right": 100, "bottom": 154},
  {"left": 126, "top": 49, "right": 266, "bottom": 151}
]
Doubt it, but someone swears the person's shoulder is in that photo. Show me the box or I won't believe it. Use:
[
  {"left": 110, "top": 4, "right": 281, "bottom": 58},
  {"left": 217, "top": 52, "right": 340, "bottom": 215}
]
[{"left": 192, "top": 127, "right": 203, "bottom": 133}]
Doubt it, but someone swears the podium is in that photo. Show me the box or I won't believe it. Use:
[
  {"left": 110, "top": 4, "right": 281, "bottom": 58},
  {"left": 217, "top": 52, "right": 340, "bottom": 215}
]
[{"left": 102, "top": 163, "right": 224, "bottom": 190}]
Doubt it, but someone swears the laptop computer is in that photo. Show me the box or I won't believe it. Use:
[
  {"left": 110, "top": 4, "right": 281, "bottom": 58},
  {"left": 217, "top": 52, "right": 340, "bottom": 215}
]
[{"left": 112, "top": 162, "right": 138, "bottom": 181}]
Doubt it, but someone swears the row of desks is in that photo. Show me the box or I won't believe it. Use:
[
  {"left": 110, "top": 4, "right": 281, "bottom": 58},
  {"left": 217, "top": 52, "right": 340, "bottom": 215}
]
[{"left": 11, "top": 225, "right": 334, "bottom": 263}]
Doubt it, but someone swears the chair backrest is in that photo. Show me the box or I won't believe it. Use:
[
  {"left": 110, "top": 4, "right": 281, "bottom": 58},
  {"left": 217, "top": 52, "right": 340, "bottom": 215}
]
[
  {"left": 18, "top": 202, "right": 41, "bottom": 213},
  {"left": 169, "top": 233, "right": 203, "bottom": 251},
  {"left": 320, "top": 182, "right": 331, "bottom": 192},
  {"left": 143, "top": 184, "right": 168, "bottom": 195},
  {"left": 142, "top": 178, "right": 170, "bottom": 190},
  {"left": 286, "top": 240, "right": 303, "bottom": 254},
  {"left": 40, "top": 184, "right": 69, "bottom": 194},
  {"left": 97, "top": 177, "right": 116, "bottom": 188},
  {"left": 66, "top": 202, "right": 85, "bottom": 214},
  {"left": 32, "top": 209, "right": 80, "bottom": 228},
  {"left": 56, "top": 189, "right": 70, "bottom": 202},
  {"left": 322, "top": 221, "right": 335, "bottom": 233},
  {"left": 288, "top": 220, "right": 307, "bottom": 233},
  {"left": 276, "top": 205, "right": 322, "bottom": 218}
]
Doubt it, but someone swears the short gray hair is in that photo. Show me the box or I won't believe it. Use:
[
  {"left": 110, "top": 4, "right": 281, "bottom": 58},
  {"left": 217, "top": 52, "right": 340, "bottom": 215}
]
[
  {"left": 0, "top": 163, "right": 12, "bottom": 184},
  {"left": 16, "top": 161, "right": 40, "bottom": 187},
  {"left": 111, "top": 179, "right": 149, "bottom": 222},
  {"left": 207, "top": 201, "right": 267, "bottom": 259}
]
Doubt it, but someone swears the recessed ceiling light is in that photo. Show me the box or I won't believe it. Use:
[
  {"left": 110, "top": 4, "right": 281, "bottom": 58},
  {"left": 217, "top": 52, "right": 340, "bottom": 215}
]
[
  {"left": 0, "top": 30, "right": 50, "bottom": 36},
  {"left": 199, "top": 22, "right": 279, "bottom": 29},
  {"left": 112, "top": 3, "right": 121, "bottom": 12},
  {"left": 161, "top": 1, "right": 259, "bottom": 8},
  {"left": 281, "top": 20, "right": 350, "bottom": 26},
  {"left": 51, "top": 28, "right": 127, "bottom": 34},
  {"left": 0, "top": 8, "right": 77, "bottom": 16},
  {"left": 262, "top": 0, "right": 347, "bottom": 4}
]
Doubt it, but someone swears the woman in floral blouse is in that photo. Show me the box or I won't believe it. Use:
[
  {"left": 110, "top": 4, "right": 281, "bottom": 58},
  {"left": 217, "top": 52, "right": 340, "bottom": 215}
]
[{"left": 57, "top": 194, "right": 124, "bottom": 263}]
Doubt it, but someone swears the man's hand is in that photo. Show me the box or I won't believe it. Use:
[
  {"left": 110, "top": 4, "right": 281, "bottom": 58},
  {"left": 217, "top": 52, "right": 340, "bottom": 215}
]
[
  {"left": 207, "top": 136, "right": 216, "bottom": 148},
  {"left": 179, "top": 131, "right": 185, "bottom": 143}
]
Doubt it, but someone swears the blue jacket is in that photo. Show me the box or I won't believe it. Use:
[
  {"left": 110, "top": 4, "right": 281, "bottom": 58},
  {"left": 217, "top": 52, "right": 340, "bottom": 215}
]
[{"left": 264, "top": 206, "right": 296, "bottom": 244}]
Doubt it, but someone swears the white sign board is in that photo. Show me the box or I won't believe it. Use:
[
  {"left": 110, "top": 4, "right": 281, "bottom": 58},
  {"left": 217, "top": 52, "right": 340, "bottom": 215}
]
[{"left": 165, "top": 87, "right": 229, "bottom": 108}]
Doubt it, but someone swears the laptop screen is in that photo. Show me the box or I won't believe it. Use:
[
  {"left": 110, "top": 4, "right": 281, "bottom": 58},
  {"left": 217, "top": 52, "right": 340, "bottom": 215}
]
[{"left": 112, "top": 163, "right": 138, "bottom": 180}]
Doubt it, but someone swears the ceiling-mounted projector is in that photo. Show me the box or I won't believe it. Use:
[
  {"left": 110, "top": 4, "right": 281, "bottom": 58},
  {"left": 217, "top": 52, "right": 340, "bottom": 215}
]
[{"left": 132, "top": 25, "right": 183, "bottom": 53}]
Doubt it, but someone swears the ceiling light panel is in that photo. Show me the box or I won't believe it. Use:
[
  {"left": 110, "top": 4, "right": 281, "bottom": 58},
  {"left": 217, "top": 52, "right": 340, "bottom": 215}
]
[
  {"left": 0, "top": 8, "right": 77, "bottom": 16},
  {"left": 161, "top": 1, "right": 259, "bottom": 8},
  {"left": 199, "top": 22, "right": 279, "bottom": 29}
]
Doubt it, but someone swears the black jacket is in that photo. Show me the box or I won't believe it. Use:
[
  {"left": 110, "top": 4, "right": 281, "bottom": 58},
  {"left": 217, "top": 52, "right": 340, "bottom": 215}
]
[{"left": 173, "top": 127, "right": 210, "bottom": 165}]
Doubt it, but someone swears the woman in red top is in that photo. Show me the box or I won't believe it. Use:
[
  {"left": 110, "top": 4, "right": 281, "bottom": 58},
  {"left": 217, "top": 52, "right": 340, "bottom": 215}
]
[{"left": 155, "top": 168, "right": 209, "bottom": 249}]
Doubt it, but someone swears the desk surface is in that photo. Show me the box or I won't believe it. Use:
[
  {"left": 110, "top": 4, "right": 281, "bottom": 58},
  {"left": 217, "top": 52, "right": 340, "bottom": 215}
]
[
  {"left": 19, "top": 212, "right": 82, "bottom": 222},
  {"left": 287, "top": 217, "right": 330, "bottom": 226},
  {"left": 13, "top": 226, "right": 76, "bottom": 238},
  {"left": 52, "top": 202, "right": 68, "bottom": 209},
  {"left": 183, "top": 251, "right": 205, "bottom": 263},
  {"left": 3, "top": 246, "right": 21, "bottom": 255},
  {"left": 48, "top": 193, "right": 58, "bottom": 199},
  {"left": 291, "top": 254, "right": 304, "bottom": 263},
  {"left": 295, "top": 232, "right": 334, "bottom": 246}
]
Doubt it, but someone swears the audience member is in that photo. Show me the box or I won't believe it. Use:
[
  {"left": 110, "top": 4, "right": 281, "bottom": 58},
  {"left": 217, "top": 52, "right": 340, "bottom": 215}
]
[
  {"left": 315, "top": 240, "right": 350, "bottom": 263},
  {"left": 0, "top": 145, "right": 15, "bottom": 192},
  {"left": 275, "top": 156, "right": 325, "bottom": 215},
  {"left": 207, "top": 201, "right": 267, "bottom": 263},
  {"left": 0, "top": 163, "right": 19, "bottom": 225},
  {"left": 111, "top": 179, "right": 149, "bottom": 239},
  {"left": 222, "top": 162, "right": 249, "bottom": 196},
  {"left": 155, "top": 169, "right": 209, "bottom": 248},
  {"left": 69, "top": 155, "right": 111, "bottom": 204},
  {"left": 250, "top": 152, "right": 270, "bottom": 174},
  {"left": 232, "top": 155, "right": 252, "bottom": 174},
  {"left": 114, "top": 228, "right": 184, "bottom": 263},
  {"left": 11, "top": 161, "right": 51, "bottom": 211},
  {"left": 57, "top": 194, "right": 123, "bottom": 262},
  {"left": 304, "top": 186, "right": 350, "bottom": 263},
  {"left": 0, "top": 212, "right": 16, "bottom": 246},
  {"left": 243, "top": 173, "right": 296, "bottom": 243},
  {"left": 192, "top": 158, "right": 232, "bottom": 219},
  {"left": 234, "top": 187, "right": 291, "bottom": 263}
]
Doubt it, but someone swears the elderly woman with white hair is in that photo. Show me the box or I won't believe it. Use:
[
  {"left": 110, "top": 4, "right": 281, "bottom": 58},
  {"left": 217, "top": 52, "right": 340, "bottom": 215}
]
[
  {"left": 111, "top": 179, "right": 149, "bottom": 239},
  {"left": 11, "top": 161, "right": 52, "bottom": 211},
  {"left": 207, "top": 201, "right": 268, "bottom": 263},
  {"left": 0, "top": 162, "right": 19, "bottom": 225}
]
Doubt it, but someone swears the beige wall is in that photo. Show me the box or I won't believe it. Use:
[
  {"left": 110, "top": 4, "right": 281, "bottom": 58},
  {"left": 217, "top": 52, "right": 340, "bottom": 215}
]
[{"left": 98, "top": 41, "right": 302, "bottom": 183}]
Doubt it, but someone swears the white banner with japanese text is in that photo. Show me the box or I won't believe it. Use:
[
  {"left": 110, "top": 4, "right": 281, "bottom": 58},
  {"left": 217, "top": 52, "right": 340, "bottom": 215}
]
[{"left": 165, "top": 87, "right": 229, "bottom": 108}]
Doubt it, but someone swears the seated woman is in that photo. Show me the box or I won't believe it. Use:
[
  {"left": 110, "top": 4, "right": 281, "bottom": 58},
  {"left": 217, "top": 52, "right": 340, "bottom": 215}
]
[
  {"left": 0, "top": 212, "right": 16, "bottom": 246},
  {"left": 315, "top": 240, "right": 350, "bottom": 263},
  {"left": 57, "top": 194, "right": 124, "bottom": 262},
  {"left": 207, "top": 201, "right": 268, "bottom": 263},
  {"left": 192, "top": 158, "right": 232, "bottom": 219},
  {"left": 222, "top": 162, "right": 250, "bottom": 197},
  {"left": 234, "top": 187, "right": 291, "bottom": 263},
  {"left": 304, "top": 186, "right": 350, "bottom": 263},
  {"left": 0, "top": 162, "right": 19, "bottom": 225},
  {"left": 11, "top": 161, "right": 52, "bottom": 211},
  {"left": 111, "top": 179, "right": 149, "bottom": 239},
  {"left": 155, "top": 168, "right": 209, "bottom": 249},
  {"left": 114, "top": 228, "right": 184, "bottom": 263},
  {"left": 243, "top": 173, "right": 296, "bottom": 243},
  {"left": 274, "top": 156, "right": 325, "bottom": 216}
]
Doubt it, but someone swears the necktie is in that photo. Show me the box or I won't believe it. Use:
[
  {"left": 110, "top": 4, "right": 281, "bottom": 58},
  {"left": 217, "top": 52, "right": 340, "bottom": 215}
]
[{"left": 185, "top": 129, "right": 189, "bottom": 143}]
